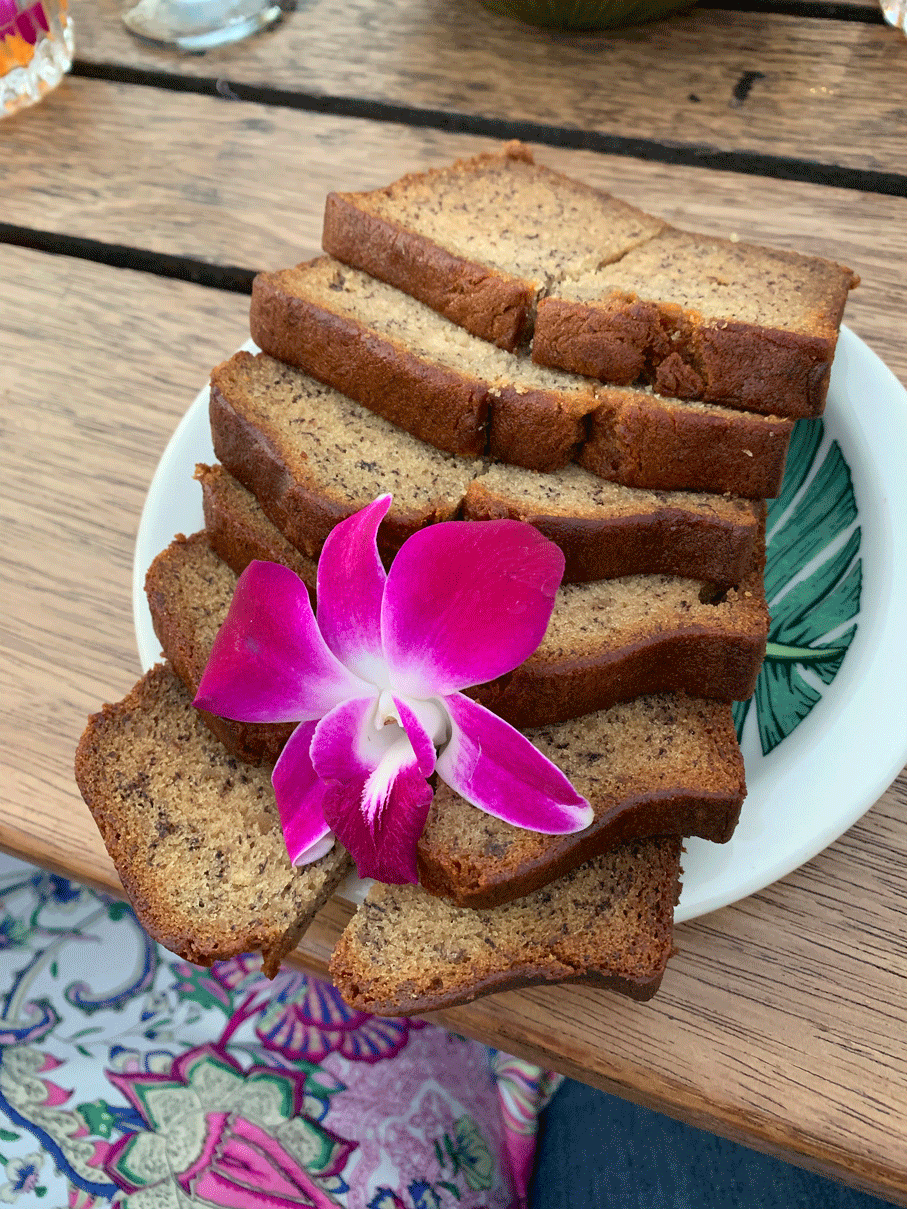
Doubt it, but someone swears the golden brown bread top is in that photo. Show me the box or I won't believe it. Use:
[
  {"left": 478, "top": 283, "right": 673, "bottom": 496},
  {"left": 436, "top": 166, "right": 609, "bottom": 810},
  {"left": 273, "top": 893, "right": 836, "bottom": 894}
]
[{"left": 329, "top": 837, "right": 682, "bottom": 1015}]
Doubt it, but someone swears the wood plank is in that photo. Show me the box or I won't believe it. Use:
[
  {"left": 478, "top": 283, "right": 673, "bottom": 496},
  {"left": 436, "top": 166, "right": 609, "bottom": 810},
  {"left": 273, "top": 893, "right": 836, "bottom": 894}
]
[
  {"left": 2, "top": 243, "right": 906, "bottom": 1203},
  {"left": 3, "top": 77, "right": 905, "bottom": 385},
  {"left": 73, "top": 0, "right": 907, "bottom": 173}
]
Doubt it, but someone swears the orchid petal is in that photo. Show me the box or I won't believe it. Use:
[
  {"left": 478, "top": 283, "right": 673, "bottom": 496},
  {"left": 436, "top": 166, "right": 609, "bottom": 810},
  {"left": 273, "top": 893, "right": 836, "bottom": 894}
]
[
  {"left": 317, "top": 495, "right": 392, "bottom": 683},
  {"left": 310, "top": 697, "right": 434, "bottom": 883},
  {"left": 194, "top": 561, "right": 371, "bottom": 723},
  {"left": 436, "top": 694, "right": 593, "bottom": 834},
  {"left": 272, "top": 722, "right": 335, "bottom": 865},
  {"left": 309, "top": 696, "right": 387, "bottom": 784},
  {"left": 391, "top": 695, "right": 441, "bottom": 778},
  {"left": 382, "top": 521, "right": 565, "bottom": 698},
  {"left": 321, "top": 759, "right": 433, "bottom": 885},
  {"left": 291, "top": 831, "right": 337, "bottom": 865}
]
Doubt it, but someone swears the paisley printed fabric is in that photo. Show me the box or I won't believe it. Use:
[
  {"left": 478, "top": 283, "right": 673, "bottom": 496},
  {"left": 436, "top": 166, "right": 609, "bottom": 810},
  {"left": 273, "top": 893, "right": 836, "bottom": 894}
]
[{"left": 0, "top": 854, "right": 560, "bottom": 1208}]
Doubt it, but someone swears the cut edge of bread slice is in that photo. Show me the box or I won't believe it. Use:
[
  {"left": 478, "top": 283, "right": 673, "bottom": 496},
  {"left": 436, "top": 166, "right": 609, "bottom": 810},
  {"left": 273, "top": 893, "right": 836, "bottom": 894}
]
[
  {"left": 74, "top": 662, "right": 351, "bottom": 976},
  {"left": 329, "top": 837, "right": 683, "bottom": 1015}
]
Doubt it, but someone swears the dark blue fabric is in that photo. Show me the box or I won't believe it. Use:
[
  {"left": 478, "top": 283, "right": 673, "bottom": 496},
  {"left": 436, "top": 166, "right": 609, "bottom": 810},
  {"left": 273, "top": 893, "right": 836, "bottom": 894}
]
[{"left": 530, "top": 1079, "right": 898, "bottom": 1209}]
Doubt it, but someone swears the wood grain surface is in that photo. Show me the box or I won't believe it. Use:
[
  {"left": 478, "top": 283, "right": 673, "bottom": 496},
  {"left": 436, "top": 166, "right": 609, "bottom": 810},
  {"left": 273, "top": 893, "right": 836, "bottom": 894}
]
[
  {"left": 73, "top": 0, "right": 907, "bottom": 174},
  {"left": 1, "top": 244, "right": 905, "bottom": 1202},
  {"left": 4, "top": 78, "right": 905, "bottom": 387}
]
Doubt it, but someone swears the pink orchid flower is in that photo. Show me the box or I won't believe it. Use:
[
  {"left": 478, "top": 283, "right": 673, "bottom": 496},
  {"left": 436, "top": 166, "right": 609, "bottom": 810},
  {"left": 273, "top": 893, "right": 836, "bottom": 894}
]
[{"left": 194, "top": 496, "right": 592, "bottom": 884}]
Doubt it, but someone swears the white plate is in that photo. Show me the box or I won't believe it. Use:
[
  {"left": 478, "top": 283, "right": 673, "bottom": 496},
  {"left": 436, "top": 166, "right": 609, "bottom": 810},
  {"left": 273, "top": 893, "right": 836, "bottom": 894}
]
[{"left": 133, "top": 328, "right": 907, "bottom": 924}]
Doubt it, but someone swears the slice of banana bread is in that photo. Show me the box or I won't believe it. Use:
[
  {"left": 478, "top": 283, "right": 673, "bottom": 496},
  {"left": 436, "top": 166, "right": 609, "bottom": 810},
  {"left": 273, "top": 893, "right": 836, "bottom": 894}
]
[
  {"left": 144, "top": 531, "right": 296, "bottom": 765},
  {"left": 418, "top": 695, "right": 743, "bottom": 907},
  {"left": 74, "top": 663, "right": 351, "bottom": 976},
  {"left": 577, "top": 385, "right": 791, "bottom": 498},
  {"left": 249, "top": 260, "right": 793, "bottom": 496},
  {"left": 464, "top": 462, "right": 762, "bottom": 588},
  {"left": 535, "top": 228, "right": 858, "bottom": 417},
  {"left": 196, "top": 463, "right": 320, "bottom": 588},
  {"left": 329, "top": 838, "right": 682, "bottom": 1014},
  {"left": 322, "top": 140, "right": 666, "bottom": 352},
  {"left": 252, "top": 257, "right": 595, "bottom": 471},
  {"left": 210, "top": 351, "right": 476, "bottom": 559},
  {"left": 471, "top": 530, "right": 767, "bottom": 728},
  {"left": 321, "top": 142, "right": 856, "bottom": 419},
  {"left": 199, "top": 453, "right": 761, "bottom": 591}
]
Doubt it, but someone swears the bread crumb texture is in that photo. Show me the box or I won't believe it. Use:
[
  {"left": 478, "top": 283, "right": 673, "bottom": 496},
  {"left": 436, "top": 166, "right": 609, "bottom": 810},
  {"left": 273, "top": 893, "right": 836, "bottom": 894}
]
[
  {"left": 420, "top": 693, "right": 742, "bottom": 883},
  {"left": 330, "top": 837, "right": 681, "bottom": 1014},
  {"left": 74, "top": 664, "right": 350, "bottom": 974},
  {"left": 340, "top": 145, "right": 665, "bottom": 283}
]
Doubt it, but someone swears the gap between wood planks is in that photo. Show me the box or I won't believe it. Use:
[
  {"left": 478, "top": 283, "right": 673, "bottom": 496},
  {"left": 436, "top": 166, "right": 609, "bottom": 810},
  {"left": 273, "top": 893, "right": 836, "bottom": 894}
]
[
  {"left": 69, "top": 61, "right": 906, "bottom": 200},
  {"left": 697, "top": 0, "right": 886, "bottom": 21},
  {"left": 0, "top": 225, "right": 256, "bottom": 294}
]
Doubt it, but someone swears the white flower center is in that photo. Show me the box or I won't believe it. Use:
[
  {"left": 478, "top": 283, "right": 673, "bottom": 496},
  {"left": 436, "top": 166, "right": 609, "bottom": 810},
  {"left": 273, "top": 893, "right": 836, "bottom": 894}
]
[{"left": 374, "top": 690, "right": 449, "bottom": 749}]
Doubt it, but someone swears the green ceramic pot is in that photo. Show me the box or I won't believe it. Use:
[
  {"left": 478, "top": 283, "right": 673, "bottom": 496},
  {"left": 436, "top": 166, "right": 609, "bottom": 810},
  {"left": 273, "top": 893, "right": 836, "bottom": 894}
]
[{"left": 477, "top": 0, "right": 695, "bottom": 29}]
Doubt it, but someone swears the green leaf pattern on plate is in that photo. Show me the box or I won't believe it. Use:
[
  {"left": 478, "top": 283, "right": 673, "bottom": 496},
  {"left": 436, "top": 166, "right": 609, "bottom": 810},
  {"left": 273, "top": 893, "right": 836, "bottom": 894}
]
[{"left": 733, "top": 418, "right": 862, "bottom": 754}]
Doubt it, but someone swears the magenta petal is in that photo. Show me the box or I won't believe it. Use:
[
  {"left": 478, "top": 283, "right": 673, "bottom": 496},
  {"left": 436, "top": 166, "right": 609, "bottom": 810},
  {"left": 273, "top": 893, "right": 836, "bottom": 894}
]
[
  {"left": 272, "top": 722, "right": 334, "bottom": 864},
  {"left": 310, "top": 697, "right": 433, "bottom": 882},
  {"left": 321, "top": 761, "right": 433, "bottom": 885},
  {"left": 309, "top": 696, "right": 381, "bottom": 784},
  {"left": 382, "top": 520, "right": 565, "bottom": 698},
  {"left": 392, "top": 695, "right": 438, "bottom": 777},
  {"left": 310, "top": 694, "right": 439, "bottom": 784},
  {"left": 194, "top": 561, "right": 371, "bottom": 723},
  {"left": 317, "top": 495, "right": 391, "bottom": 682},
  {"left": 436, "top": 694, "right": 593, "bottom": 833}
]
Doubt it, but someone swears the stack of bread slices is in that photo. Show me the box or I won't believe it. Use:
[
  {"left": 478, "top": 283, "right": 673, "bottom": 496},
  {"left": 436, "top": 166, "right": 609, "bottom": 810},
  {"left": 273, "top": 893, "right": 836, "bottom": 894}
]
[{"left": 76, "top": 143, "right": 857, "bottom": 1007}]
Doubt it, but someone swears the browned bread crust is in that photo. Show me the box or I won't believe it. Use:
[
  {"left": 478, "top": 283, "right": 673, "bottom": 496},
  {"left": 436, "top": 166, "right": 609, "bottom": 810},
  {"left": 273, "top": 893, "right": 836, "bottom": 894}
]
[
  {"left": 321, "top": 143, "right": 856, "bottom": 420},
  {"left": 329, "top": 838, "right": 682, "bottom": 1014},
  {"left": 74, "top": 663, "right": 351, "bottom": 976},
  {"left": 579, "top": 386, "right": 791, "bottom": 498},
  {"left": 418, "top": 695, "right": 743, "bottom": 907},
  {"left": 249, "top": 260, "right": 793, "bottom": 497},
  {"left": 146, "top": 515, "right": 765, "bottom": 762}
]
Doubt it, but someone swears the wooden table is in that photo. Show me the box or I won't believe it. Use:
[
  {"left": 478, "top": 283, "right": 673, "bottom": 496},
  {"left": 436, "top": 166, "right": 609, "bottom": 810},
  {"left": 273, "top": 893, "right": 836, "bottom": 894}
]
[{"left": 2, "top": 0, "right": 905, "bottom": 1201}]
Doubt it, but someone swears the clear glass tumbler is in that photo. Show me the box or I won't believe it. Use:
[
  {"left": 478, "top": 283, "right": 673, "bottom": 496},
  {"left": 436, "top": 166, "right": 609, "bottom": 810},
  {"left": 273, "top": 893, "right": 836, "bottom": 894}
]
[
  {"left": 879, "top": 0, "right": 906, "bottom": 31},
  {"left": 121, "top": 0, "right": 283, "bottom": 51},
  {"left": 0, "top": 0, "right": 73, "bottom": 117}
]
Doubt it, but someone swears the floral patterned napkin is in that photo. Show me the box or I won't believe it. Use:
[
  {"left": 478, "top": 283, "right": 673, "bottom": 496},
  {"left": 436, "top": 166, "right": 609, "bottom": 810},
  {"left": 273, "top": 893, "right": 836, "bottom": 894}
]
[{"left": 0, "top": 854, "right": 560, "bottom": 1208}]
